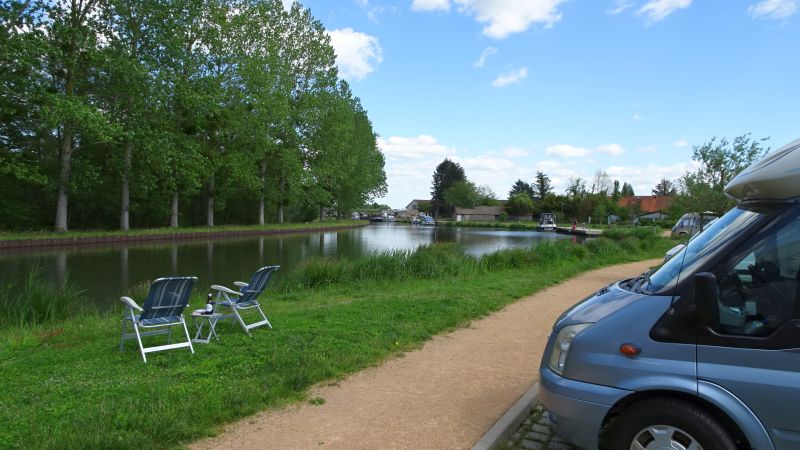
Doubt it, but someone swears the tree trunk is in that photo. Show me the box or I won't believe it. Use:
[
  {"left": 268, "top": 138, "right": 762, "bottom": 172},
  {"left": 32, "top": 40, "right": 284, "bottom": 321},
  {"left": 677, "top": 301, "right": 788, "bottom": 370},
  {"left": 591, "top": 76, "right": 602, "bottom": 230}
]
[
  {"left": 277, "top": 173, "right": 285, "bottom": 224},
  {"left": 206, "top": 173, "right": 215, "bottom": 227},
  {"left": 55, "top": 126, "right": 73, "bottom": 232},
  {"left": 170, "top": 191, "right": 179, "bottom": 228},
  {"left": 258, "top": 158, "right": 266, "bottom": 225},
  {"left": 319, "top": 205, "right": 324, "bottom": 222},
  {"left": 120, "top": 142, "right": 132, "bottom": 230}
]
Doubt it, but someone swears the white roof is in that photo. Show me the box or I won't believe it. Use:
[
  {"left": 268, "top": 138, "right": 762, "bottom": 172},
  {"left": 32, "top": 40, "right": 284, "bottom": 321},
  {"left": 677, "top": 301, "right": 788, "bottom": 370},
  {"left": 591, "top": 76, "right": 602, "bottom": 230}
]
[{"left": 725, "top": 138, "right": 800, "bottom": 202}]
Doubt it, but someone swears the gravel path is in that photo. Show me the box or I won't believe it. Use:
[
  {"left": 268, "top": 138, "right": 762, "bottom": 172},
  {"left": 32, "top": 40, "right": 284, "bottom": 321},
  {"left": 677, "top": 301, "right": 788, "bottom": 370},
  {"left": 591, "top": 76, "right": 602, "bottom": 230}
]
[{"left": 191, "top": 260, "right": 659, "bottom": 450}]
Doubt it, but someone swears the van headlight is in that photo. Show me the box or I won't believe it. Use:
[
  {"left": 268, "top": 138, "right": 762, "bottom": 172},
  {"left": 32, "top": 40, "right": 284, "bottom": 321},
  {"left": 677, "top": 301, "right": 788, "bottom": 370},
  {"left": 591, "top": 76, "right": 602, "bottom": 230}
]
[{"left": 548, "top": 323, "right": 592, "bottom": 376}]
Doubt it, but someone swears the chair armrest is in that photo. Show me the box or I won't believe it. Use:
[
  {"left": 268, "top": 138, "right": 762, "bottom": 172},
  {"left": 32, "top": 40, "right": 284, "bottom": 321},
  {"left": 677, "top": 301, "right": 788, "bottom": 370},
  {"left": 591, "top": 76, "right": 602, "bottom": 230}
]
[
  {"left": 211, "top": 284, "right": 242, "bottom": 296},
  {"left": 120, "top": 296, "right": 143, "bottom": 312},
  {"left": 234, "top": 281, "right": 248, "bottom": 288}
]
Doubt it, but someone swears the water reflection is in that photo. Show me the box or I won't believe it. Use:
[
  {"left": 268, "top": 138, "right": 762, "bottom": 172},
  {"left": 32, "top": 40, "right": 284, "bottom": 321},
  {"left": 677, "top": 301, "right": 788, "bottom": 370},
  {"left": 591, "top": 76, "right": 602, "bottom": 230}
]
[{"left": 0, "top": 224, "right": 572, "bottom": 309}]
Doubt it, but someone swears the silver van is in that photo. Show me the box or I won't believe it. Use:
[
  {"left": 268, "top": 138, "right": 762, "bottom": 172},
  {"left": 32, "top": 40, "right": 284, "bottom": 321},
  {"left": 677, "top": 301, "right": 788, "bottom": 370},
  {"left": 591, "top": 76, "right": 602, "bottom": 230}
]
[
  {"left": 539, "top": 138, "right": 800, "bottom": 450},
  {"left": 671, "top": 212, "right": 718, "bottom": 237}
]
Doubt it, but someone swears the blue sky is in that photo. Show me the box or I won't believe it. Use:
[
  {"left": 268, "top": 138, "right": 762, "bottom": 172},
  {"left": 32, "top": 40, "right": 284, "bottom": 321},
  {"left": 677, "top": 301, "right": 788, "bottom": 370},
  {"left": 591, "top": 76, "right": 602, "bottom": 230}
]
[{"left": 294, "top": 0, "right": 799, "bottom": 208}]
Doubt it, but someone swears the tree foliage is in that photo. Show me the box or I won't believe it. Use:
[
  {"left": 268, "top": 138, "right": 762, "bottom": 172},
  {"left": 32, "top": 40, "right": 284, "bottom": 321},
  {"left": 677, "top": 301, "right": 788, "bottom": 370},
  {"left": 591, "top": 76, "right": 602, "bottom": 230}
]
[
  {"left": 673, "top": 134, "right": 769, "bottom": 216},
  {"left": 652, "top": 179, "right": 676, "bottom": 196},
  {"left": 508, "top": 179, "right": 534, "bottom": 200},
  {"left": 430, "top": 158, "right": 466, "bottom": 217},
  {"left": 532, "top": 171, "right": 552, "bottom": 200},
  {"left": 0, "top": 0, "right": 386, "bottom": 231}
]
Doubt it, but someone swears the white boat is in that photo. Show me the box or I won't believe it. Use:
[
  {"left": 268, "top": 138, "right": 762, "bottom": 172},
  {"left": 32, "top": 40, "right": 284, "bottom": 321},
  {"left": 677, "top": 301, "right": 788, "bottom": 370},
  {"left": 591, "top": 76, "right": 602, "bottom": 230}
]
[{"left": 538, "top": 212, "right": 556, "bottom": 231}]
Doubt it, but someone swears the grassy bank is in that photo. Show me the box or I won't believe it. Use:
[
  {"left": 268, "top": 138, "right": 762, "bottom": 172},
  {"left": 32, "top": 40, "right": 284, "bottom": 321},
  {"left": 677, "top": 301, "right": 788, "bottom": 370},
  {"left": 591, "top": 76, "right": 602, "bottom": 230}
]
[
  {"left": 0, "top": 220, "right": 365, "bottom": 242},
  {"left": 439, "top": 220, "right": 666, "bottom": 232},
  {"left": 0, "top": 232, "right": 674, "bottom": 449}
]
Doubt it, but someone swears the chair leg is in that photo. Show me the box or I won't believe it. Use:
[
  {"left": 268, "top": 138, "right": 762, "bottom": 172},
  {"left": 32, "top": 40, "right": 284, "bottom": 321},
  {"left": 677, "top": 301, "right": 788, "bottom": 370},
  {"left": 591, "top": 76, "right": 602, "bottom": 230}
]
[
  {"left": 181, "top": 317, "right": 194, "bottom": 354},
  {"left": 256, "top": 305, "right": 272, "bottom": 329},
  {"left": 232, "top": 307, "right": 252, "bottom": 336},
  {"left": 132, "top": 320, "right": 147, "bottom": 363}
]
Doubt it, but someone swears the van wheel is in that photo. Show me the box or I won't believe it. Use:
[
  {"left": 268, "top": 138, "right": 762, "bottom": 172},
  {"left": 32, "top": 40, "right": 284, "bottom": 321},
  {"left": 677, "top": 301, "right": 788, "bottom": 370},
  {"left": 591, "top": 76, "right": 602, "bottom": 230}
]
[{"left": 606, "top": 397, "right": 738, "bottom": 450}]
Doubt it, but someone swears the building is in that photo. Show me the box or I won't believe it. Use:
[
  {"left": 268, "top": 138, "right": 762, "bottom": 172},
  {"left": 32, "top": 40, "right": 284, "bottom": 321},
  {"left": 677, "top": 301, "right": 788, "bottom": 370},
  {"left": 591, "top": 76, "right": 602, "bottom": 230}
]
[
  {"left": 618, "top": 196, "right": 673, "bottom": 221},
  {"left": 452, "top": 205, "right": 504, "bottom": 222},
  {"left": 405, "top": 199, "right": 431, "bottom": 216}
]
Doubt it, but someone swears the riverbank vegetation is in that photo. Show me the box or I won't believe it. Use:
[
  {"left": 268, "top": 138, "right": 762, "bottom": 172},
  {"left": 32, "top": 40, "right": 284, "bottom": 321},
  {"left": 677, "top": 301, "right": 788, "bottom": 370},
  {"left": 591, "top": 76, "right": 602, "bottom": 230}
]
[
  {"left": 0, "top": 1, "right": 386, "bottom": 233},
  {"left": 0, "top": 231, "right": 674, "bottom": 449},
  {"left": 0, "top": 220, "right": 365, "bottom": 242}
]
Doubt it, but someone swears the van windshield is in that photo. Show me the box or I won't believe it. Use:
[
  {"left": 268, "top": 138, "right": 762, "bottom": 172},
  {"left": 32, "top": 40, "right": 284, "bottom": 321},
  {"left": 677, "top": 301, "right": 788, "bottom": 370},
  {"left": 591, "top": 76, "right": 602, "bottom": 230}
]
[{"left": 643, "top": 205, "right": 770, "bottom": 294}]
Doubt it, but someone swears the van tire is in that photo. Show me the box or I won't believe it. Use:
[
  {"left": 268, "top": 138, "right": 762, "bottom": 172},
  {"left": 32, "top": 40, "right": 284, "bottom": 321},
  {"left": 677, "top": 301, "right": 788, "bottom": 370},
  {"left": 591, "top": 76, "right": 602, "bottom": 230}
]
[{"left": 605, "top": 397, "right": 738, "bottom": 450}]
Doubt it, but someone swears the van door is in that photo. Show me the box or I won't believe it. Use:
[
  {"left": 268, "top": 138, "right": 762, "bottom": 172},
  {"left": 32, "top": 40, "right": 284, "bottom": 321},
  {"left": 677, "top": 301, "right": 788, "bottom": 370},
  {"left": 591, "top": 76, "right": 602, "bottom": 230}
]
[{"left": 697, "top": 211, "right": 800, "bottom": 448}]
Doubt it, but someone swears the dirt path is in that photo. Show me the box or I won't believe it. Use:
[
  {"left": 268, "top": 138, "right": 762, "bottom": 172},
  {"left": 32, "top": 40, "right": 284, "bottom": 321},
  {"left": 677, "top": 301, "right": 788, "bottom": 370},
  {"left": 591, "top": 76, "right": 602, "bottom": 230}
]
[{"left": 192, "top": 259, "right": 660, "bottom": 450}]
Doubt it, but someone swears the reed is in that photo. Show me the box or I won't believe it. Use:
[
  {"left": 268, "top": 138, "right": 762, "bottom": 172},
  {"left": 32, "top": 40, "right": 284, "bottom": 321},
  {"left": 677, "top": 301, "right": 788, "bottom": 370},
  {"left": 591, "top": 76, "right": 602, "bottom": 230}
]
[{"left": 0, "top": 267, "right": 86, "bottom": 327}]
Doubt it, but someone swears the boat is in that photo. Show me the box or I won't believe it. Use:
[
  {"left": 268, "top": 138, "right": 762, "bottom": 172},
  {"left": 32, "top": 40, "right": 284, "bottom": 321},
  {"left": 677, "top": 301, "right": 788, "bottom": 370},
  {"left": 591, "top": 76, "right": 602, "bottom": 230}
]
[
  {"left": 369, "top": 215, "right": 385, "bottom": 223},
  {"left": 538, "top": 212, "right": 556, "bottom": 231}
]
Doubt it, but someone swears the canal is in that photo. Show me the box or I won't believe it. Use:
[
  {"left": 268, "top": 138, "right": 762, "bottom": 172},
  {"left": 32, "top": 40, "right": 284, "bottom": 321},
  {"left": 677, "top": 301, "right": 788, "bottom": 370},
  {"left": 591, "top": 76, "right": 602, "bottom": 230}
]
[{"left": 0, "top": 224, "right": 574, "bottom": 309}]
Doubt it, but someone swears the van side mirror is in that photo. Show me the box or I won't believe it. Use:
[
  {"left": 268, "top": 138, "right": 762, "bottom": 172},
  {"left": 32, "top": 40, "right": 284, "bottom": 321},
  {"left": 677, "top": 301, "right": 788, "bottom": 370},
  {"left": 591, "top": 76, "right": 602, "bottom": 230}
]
[{"left": 694, "top": 272, "right": 719, "bottom": 327}]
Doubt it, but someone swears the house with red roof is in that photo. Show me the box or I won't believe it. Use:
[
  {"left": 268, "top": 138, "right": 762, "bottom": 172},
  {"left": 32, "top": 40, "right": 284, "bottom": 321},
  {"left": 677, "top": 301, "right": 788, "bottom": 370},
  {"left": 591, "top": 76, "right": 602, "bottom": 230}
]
[{"left": 618, "top": 196, "right": 673, "bottom": 221}]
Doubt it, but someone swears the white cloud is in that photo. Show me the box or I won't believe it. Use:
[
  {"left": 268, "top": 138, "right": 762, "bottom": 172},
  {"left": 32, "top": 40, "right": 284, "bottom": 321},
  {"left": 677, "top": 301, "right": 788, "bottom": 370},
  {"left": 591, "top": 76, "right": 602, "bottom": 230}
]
[
  {"left": 492, "top": 67, "right": 528, "bottom": 87},
  {"left": 412, "top": 0, "right": 451, "bottom": 12},
  {"left": 606, "top": 161, "right": 700, "bottom": 194},
  {"left": 546, "top": 143, "right": 625, "bottom": 158},
  {"left": 454, "top": 155, "right": 532, "bottom": 198},
  {"left": 473, "top": 46, "right": 498, "bottom": 68},
  {"left": 327, "top": 28, "right": 383, "bottom": 81},
  {"left": 633, "top": 114, "right": 643, "bottom": 120},
  {"left": 454, "top": 0, "right": 567, "bottom": 38},
  {"left": 378, "top": 135, "right": 457, "bottom": 160},
  {"left": 748, "top": 0, "right": 798, "bottom": 19},
  {"left": 638, "top": 0, "right": 692, "bottom": 24},
  {"left": 610, "top": 0, "right": 634, "bottom": 14},
  {"left": 596, "top": 144, "right": 625, "bottom": 156},
  {"left": 673, "top": 138, "right": 689, "bottom": 148},
  {"left": 545, "top": 144, "right": 590, "bottom": 158},
  {"left": 502, "top": 147, "right": 530, "bottom": 157}
]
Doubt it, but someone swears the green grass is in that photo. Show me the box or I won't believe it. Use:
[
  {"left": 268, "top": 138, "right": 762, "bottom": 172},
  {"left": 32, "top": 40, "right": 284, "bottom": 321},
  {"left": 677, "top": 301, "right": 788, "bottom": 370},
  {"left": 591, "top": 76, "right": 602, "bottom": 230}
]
[
  {"left": 0, "top": 220, "right": 365, "bottom": 241},
  {"left": 0, "top": 234, "right": 674, "bottom": 449}
]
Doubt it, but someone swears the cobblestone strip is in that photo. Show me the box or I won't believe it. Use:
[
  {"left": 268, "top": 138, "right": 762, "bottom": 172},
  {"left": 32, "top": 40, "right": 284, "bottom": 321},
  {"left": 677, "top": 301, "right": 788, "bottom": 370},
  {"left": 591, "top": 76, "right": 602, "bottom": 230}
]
[{"left": 499, "top": 403, "right": 579, "bottom": 450}]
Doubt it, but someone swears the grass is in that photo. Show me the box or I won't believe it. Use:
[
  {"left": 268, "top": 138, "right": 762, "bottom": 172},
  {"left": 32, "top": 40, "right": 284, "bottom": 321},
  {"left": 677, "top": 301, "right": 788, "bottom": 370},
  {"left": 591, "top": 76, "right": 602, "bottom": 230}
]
[
  {"left": 0, "top": 232, "right": 674, "bottom": 449},
  {"left": 0, "top": 220, "right": 365, "bottom": 241}
]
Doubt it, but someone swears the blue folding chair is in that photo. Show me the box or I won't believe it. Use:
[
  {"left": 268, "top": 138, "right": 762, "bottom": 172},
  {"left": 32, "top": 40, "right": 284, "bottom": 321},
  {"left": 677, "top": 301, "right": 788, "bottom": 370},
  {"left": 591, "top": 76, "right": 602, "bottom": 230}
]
[
  {"left": 119, "top": 276, "right": 197, "bottom": 362},
  {"left": 211, "top": 266, "right": 280, "bottom": 335}
]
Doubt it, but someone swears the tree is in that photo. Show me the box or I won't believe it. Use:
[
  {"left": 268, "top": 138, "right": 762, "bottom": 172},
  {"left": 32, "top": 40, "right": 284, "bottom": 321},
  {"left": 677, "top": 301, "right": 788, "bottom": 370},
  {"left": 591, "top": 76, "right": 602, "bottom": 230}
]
[
  {"left": 612, "top": 180, "right": 621, "bottom": 200},
  {"left": 590, "top": 170, "right": 611, "bottom": 195},
  {"left": 565, "top": 177, "right": 586, "bottom": 198},
  {"left": 674, "top": 134, "right": 769, "bottom": 216},
  {"left": 476, "top": 185, "right": 497, "bottom": 205},
  {"left": 532, "top": 171, "right": 552, "bottom": 200},
  {"left": 620, "top": 182, "right": 635, "bottom": 197},
  {"left": 40, "top": 0, "right": 117, "bottom": 232},
  {"left": 431, "top": 159, "right": 466, "bottom": 217},
  {"left": 509, "top": 179, "right": 534, "bottom": 200},
  {"left": 652, "top": 179, "right": 676, "bottom": 196},
  {"left": 443, "top": 180, "right": 479, "bottom": 210},
  {"left": 506, "top": 192, "right": 534, "bottom": 217}
]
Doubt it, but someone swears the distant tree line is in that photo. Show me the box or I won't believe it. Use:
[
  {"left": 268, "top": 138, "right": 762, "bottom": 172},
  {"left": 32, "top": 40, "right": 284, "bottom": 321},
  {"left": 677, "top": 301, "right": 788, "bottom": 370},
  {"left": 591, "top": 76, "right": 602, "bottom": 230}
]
[
  {"left": 429, "top": 133, "right": 769, "bottom": 225},
  {"left": 0, "top": 0, "right": 386, "bottom": 232}
]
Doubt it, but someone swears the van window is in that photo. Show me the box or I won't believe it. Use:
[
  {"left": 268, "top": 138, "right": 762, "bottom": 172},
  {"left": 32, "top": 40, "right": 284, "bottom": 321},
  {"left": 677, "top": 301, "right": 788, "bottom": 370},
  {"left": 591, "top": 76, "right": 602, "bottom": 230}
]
[
  {"left": 714, "top": 214, "right": 800, "bottom": 336},
  {"left": 646, "top": 206, "right": 766, "bottom": 294}
]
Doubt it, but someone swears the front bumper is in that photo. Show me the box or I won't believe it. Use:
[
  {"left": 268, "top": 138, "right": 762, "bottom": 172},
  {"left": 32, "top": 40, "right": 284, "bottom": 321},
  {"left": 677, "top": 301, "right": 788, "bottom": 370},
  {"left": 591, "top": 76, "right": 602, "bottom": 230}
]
[{"left": 539, "top": 367, "right": 631, "bottom": 450}]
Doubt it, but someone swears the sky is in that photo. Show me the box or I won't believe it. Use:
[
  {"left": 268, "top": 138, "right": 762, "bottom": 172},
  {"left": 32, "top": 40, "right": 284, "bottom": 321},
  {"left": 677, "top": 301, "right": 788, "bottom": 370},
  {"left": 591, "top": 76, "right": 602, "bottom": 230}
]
[{"left": 292, "top": 0, "right": 799, "bottom": 208}]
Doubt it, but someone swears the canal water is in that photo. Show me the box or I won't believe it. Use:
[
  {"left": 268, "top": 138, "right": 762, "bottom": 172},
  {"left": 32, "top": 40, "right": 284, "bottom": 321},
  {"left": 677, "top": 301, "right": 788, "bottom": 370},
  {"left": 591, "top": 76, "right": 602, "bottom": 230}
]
[{"left": 0, "top": 224, "right": 573, "bottom": 309}]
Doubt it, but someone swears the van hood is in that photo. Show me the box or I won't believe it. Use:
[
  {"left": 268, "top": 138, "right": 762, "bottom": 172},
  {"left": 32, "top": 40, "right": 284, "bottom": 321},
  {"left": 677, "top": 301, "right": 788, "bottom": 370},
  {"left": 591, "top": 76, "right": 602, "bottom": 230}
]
[{"left": 553, "top": 281, "right": 643, "bottom": 331}]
